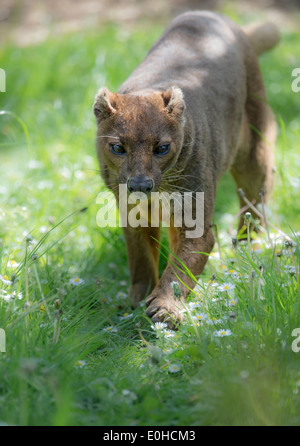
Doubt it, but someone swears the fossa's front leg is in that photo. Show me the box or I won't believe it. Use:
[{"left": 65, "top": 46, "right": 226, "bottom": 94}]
[
  {"left": 123, "top": 225, "right": 161, "bottom": 307},
  {"left": 146, "top": 225, "right": 215, "bottom": 328}
]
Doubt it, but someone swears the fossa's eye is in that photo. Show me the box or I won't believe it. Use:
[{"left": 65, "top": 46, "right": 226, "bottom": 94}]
[
  {"left": 154, "top": 143, "right": 171, "bottom": 156},
  {"left": 109, "top": 143, "right": 126, "bottom": 155}
]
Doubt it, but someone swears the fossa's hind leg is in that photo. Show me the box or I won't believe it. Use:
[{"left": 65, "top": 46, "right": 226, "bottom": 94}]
[{"left": 231, "top": 69, "right": 277, "bottom": 233}]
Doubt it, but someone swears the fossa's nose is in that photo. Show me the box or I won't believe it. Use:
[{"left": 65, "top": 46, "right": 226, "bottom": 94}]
[{"left": 127, "top": 176, "right": 154, "bottom": 194}]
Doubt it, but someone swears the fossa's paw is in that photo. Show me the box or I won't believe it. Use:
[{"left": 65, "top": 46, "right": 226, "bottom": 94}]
[{"left": 145, "top": 293, "right": 184, "bottom": 330}]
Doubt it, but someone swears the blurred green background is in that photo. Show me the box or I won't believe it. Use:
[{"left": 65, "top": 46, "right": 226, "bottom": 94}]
[{"left": 0, "top": 0, "right": 300, "bottom": 427}]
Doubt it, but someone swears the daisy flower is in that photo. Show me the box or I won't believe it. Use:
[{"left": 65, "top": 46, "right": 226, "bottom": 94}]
[
  {"left": 209, "top": 252, "right": 220, "bottom": 260},
  {"left": 0, "top": 275, "right": 12, "bottom": 286},
  {"left": 168, "top": 363, "right": 181, "bottom": 373},
  {"left": 214, "top": 329, "right": 232, "bottom": 337},
  {"left": 220, "top": 265, "right": 228, "bottom": 271},
  {"left": 284, "top": 265, "right": 298, "bottom": 276},
  {"left": 102, "top": 326, "right": 118, "bottom": 333},
  {"left": 119, "top": 312, "right": 133, "bottom": 320},
  {"left": 192, "top": 312, "right": 208, "bottom": 322},
  {"left": 206, "top": 317, "right": 223, "bottom": 325},
  {"left": 188, "top": 301, "right": 202, "bottom": 311},
  {"left": 163, "top": 329, "right": 176, "bottom": 338},
  {"left": 7, "top": 260, "right": 20, "bottom": 268},
  {"left": 281, "top": 246, "right": 296, "bottom": 257},
  {"left": 0, "top": 290, "right": 11, "bottom": 301},
  {"left": 193, "top": 290, "right": 202, "bottom": 299},
  {"left": 211, "top": 297, "right": 223, "bottom": 303},
  {"left": 206, "top": 280, "right": 219, "bottom": 288},
  {"left": 162, "top": 348, "right": 174, "bottom": 355},
  {"left": 75, "top": 360, "right": 86, "bottom": 368},
  {"left": 192, "top": 322, "right": 201, "bottom": 327},
  {"left": 69, "top": 277, "right": 84, "bottom": 286},
  {"left": 218, "top": 283, "right": 235, "bottom": 292},
  {"left": 224, "top": 297, "right": 238, "bottom": 307},
  {"left": 225, "top": 270, "right": 241, "bottom": 280},
  {"left": 151, "top": 322, "right": 168, "bottom": 331},
  {"left": 225, "top": 269, "right": 236, "bottom": 275},
  {"left": 116, "top": 291, "right": 128, "bottom": 300}
]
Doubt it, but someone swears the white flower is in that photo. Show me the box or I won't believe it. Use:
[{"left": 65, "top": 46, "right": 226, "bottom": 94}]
[
  {"left": 192, "top": 312, "right": 208, "bottom": 322},
  {"left": 162, "top": 348, "right": 174, "bottom": 355},
  {"left": 39, "top": 226, "right": 49, "bottom": 234},
  {"left": 69, "top": 277, "right": 84, "bottom": 286},
  {"left": 0, "top": 275, "right": 12, "bottom": 286},
  {"left": 163, "top": 329, "right": 176, "bottom": 338},
  {"left": 218, "top": 283, "right": 235, "bottom": 292},
  {"left": 7, "top": 260, "right": 20, "bottom": 268},
  {"left": 179, "top": 307, "right": 188, "bottom": 314},
  {"left": 219, "top": 265, "right": 229, "bottom": 272},
  {"left": 170, "top": 281, "right": 179, "bottom": 288},
  {"left": 240, "top": 370, "right": 249, "bottom": 380},
  {"left": 102, "top": 326, "right": 118, "bottom": 333},
  {"left": 214, "top": 329, "right": 232, "bottom": 337},
  {"left": 28, "top": 159, "right": 43, "bottom": 169},
  {"left": 206, "top": 317, "right": 223, "bottom": 325},
  {"left": 284, "top": 265, "right": 297, "bottom": 276},
  {"left": 190, "top": 321, "right": 202, "bottom": 327},
  {"left": 37, "top": 180, "right": 53, "bottom": 190},
  {"left": 193, "top": 290, "right": 202, "bottom": 299},
  {"left": 224, "top": 269, "right": 236, "bottom": 275},
  {"left": 119, "top": 312, "right": 133, "bottom": 320},
  {"left": 205, "top": 280, "right": 219, "bottom": 288},
  {"left": 188, "top": 301, "right": 202, "bottom": 311},
  {"left": 0, "top": 290, "right": 11, "bottom": 301},
  {"left": 122, "top": 389, "right": 137, "bottom": 401},
  {"left": 224, "top": 297, "right": 238, "bottom": 307},
  {"left": 75, "top": 360, "right": 86, "bottom": 368},
  {"left": 0, "top": 290, "right": 23, "bottom": 301},
  {"left": 281, "top": 243, "right": 296, "bottom": 256},
  {"left": 75, "top": 170, "right": 86, "bottom": 180},
  {"left": 151, "top": 322, "right": 168, "bottom": 330},
  {"left": 211, "top": 297, "right": 223, "bottom": 303},
  {"left": 224, "top": 270, "right": 241, "bottom": 280},
  {"left": 209, "top": 252, "right": 220, "bottom": 260},
  {"left": 116, "top": 291, "right": 127, "bottom": 300},
  {"left": 168, "top": 363, "right": 181, "bottom": 373}
]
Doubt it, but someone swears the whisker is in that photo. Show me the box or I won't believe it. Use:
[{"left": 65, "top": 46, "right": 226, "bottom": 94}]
[
  {"left": 96, "top": 135, "right": 120, "bottom": 140},
  {"left": 163, "top": 172, "right": 200, "bottom": 181}
]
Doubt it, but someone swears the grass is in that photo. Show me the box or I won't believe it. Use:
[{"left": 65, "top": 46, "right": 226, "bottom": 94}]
[{"left": 0, "top": 9, "right": 300, "bottom": 426}]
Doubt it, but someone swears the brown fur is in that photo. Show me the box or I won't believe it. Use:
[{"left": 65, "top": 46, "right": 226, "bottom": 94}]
[{"left": 93, "top": 11, "right": 279, "bottom": 328}]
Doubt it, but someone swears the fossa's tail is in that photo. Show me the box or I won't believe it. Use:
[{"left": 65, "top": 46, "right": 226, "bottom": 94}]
[{"left": 243, "top": 22, "right": 280, "bottom": 55}]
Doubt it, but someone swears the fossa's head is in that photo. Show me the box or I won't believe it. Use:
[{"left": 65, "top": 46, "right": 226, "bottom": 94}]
[{"left": 93, "top": 87, "right": 185, "bottom": 194}]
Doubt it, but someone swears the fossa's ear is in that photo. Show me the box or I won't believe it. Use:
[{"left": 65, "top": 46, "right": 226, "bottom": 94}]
[
  {"left": 93, "top": 87, "right": 117, "bottom": 121},
  {"left": 161, "top": 86, "right": 185, "bottom": 120}
]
